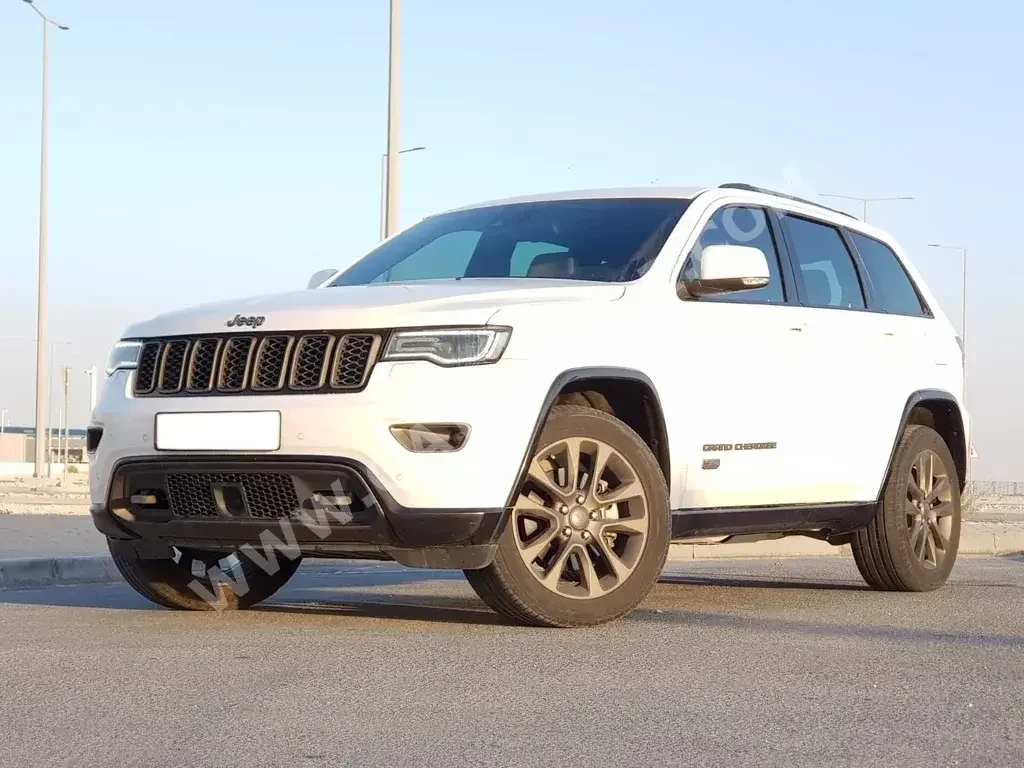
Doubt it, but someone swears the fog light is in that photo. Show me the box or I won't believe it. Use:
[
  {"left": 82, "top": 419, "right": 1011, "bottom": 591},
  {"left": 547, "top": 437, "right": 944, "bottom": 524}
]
[
  {"left": 111, "top": 506, "right": 136, "bottom": 522},
  {"left": 390, "top": 423, "right": 470, "bottom": 453}
]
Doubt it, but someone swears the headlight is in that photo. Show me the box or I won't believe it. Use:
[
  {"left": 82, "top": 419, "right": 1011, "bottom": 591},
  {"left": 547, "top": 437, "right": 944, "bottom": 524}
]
[
  {"left": 105, "top": 340, "right": 142, "bottom": 375},
  {"left": 382, "top": 327, "right": 511, "bottom": 367}
]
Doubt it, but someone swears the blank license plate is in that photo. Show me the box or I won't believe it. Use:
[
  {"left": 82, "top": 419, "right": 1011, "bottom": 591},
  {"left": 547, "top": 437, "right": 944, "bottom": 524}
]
[{"left": 155, "top": 412, "right": 281, "bottom": 451}]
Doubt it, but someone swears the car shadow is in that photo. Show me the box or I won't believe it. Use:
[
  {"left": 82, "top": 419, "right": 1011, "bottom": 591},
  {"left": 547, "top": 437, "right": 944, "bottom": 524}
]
[
  {"left": 257, "top": 595, "right": 505, "bottom": 626},
  {"left": 3, "top": 564, "right": 1023, "bottom": 647},
  {"left": 0, "top": 569, "right": 871, "bottom": 614},
  {"left": 657, "top": 574, "right": 869, "bottom": 591},
  {"left": 0, "top": 564, "right": 465, "bottom": 609}
]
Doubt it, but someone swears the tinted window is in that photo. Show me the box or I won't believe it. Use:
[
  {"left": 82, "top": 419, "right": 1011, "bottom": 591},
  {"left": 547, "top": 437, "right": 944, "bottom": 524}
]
[
  {"left": 782, "top": 215, "right": 865, "bottom": 309},
  {"left": 334, "top": 199, "right": 689, "bottom": 285},
  {"left": 849, "top": 232, "right": 927, "bottom": 316},
  {"left": 680, "top": 206, "right": 785, "bottom": 303}
]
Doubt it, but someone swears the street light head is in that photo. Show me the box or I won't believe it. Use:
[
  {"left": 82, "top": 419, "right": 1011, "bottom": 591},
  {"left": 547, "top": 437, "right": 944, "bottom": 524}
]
[
  {"left": 23, "top": 0, "right": 35, "bottom": 4},
  {"left": 384, "top": 146, "right": 428, "bottom": 159},
  {"left": 58, "top": 24, "right": 69, "bottom": 30}
]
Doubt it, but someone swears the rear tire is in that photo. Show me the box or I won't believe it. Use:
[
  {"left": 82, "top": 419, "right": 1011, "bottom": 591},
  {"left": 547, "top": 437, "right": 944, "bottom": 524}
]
[
  {"left": 852, "top": 424, "right": 961, "bottom": 592},
  {"left": 109, "top": 541, "right": 301, "bottom": 610},
  {"left": 465, "top": 405, "right": 670, "bottom": 627}
]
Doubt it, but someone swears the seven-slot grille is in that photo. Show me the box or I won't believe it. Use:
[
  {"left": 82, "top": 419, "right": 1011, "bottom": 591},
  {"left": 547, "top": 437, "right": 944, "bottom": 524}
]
[{"left": 133, "top": 332, "right": 382, "bottom": 397}]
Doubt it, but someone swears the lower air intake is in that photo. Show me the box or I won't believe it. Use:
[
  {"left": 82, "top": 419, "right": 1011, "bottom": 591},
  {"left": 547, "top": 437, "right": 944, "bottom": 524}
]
[{"left": 165, "top": 472, "right": 301, "bottom": 519}]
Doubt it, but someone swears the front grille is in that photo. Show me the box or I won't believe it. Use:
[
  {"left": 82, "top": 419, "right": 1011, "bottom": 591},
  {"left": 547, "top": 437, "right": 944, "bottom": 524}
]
[
  {"left": 219, "top": 337, "right": 255, "bottom": 392},
  {"left": 251, "top": 336, "right": 292, "bottom": 391},
  {"left": 132, "top": 330, "right": 384, "bottom": 397},
  {"left": 186, "top": 339, "right": 220, "bottom": 392},
  {"left": 158, "top": 340, "right": 190, "bottom": 393},
  {"left": 135, "top": 342, "right": 161, "bottom": 394},
  {"left": 165, "top": 472, "right": 300, "bottom": 519},
  {"left": 290, "top": 335, "right": 333, "bottom": 391},
  {"left": 332, "top": 334, "right": 379, "bottom": 389}
]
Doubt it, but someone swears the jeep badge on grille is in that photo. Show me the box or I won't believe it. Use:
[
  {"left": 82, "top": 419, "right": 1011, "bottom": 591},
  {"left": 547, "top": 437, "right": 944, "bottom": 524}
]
[{"left": 226, "top": 314, "right": 265, "bottom": 328}]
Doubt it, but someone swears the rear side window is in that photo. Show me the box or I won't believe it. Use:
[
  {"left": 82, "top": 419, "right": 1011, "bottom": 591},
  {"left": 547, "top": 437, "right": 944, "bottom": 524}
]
[
  {"left": 781, "top": 215, "right": 865, "bottom": 310},
  {"left": 680, "top": 206, "right": 786, "bottom": 303},
  {"left": 849, "top": 232, "right": 928, "bottom": 317}
]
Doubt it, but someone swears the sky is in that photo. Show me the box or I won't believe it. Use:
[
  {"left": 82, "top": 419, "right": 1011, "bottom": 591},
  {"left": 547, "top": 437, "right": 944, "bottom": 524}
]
[{"left": 0, "top": 0, "right": 1022, "bottom": 479}]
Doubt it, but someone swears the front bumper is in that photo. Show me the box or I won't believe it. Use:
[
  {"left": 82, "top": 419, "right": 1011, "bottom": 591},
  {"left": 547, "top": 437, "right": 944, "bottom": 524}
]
[
  {"left": 90, "top": 359, "right": 547, "bottom": 511},
  {"left": 92, "top": 455, "right": 507, "bottom": 569}
]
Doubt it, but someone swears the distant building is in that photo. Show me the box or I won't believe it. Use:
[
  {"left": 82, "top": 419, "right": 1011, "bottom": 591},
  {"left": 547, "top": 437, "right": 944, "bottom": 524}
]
[
  {"left": 0, "top": 433, "right": 28, "bottom": 463},
  {"left": 0, "top": 432, "right": 88, "bottom": 464}
]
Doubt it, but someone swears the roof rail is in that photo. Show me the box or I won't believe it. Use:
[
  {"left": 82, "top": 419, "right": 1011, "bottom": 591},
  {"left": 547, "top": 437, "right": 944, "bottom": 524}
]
[{"left": 717, "top": 183, "right": 855, "bottom": 219}]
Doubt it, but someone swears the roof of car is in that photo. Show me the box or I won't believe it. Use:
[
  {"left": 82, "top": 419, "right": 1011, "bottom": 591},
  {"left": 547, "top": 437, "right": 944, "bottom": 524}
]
[
  {"left": 442, "top": 186, "right": 710, "bottom": 213},
  {"left": 440, "top": 184, "right": 863, "bottom": 229}
]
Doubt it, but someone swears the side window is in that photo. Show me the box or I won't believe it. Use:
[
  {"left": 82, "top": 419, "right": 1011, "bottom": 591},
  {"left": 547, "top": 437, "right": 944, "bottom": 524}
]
[
  {"left": 680, "top": 206, "right": 786, "bottom": 303},
  {"left": 385, "top": 231, "right": 482, "bottom": 282},
  {"left": 781, "top": 215, "right": 865, "bottom": 309},
  {"left": 849, "top": 232, "right": 927, "bottom": 317}
]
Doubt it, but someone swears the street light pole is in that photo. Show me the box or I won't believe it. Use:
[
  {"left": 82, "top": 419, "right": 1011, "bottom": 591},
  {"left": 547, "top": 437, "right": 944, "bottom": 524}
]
[
  {"left": 22, "top": 0, "right": 69, "bottom": 478},
  {"left": 379, "top": 146, "right": 426, "bottom": 240},
  {"left": 819, "top": 193, "right": 913, "bottom": 223},
  {"left": 45, "top": 339, "right": 72, "bottom": 477},
  {"left": 383, "top": 0, "right": 401, "bottom": 238},
  {"left": 60, "top": 364, "right": 70, "bottom": 483}
]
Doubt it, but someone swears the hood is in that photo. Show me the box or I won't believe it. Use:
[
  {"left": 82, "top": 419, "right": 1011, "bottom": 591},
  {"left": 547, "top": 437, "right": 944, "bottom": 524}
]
[{"left": 122, "top": 278, "right": 626, "bottom": 338}]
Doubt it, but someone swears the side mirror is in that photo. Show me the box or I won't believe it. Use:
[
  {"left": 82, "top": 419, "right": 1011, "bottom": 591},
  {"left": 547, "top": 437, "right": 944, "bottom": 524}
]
[
  {"left": 306, "top": 268, "right": 340, "bottom": 289},
  {"left": 680, "top": 244, "right": 770, "bottom": 298}
]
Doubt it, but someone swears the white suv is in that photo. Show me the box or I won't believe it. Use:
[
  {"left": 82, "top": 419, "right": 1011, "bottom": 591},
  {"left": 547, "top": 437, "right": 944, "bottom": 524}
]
[{"left": 90, "top": 184, "right": 968, "bottom": 626}]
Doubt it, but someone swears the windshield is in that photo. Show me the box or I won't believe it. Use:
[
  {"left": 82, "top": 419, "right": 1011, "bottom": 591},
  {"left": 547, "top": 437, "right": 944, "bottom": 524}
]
[{"left": 333, "top": 198, "right": 690, "bottom": 286}]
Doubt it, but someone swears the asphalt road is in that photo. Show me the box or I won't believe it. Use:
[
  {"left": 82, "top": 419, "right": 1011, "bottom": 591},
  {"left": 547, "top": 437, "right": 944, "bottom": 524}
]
[{"left": 1, "top": 557, "right": 1022, "bottom": 768}]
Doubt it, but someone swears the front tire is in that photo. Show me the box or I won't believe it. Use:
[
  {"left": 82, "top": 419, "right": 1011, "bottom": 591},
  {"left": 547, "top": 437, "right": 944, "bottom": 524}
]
[
  {"left": 465, "top": 405, "right": 670, "bottom": 627},
  {"left": 109, "top": 542, "right": 302, "bottom": 610},
  {"left": 852, "top": 424, "right": 961, "bottom": 591}
]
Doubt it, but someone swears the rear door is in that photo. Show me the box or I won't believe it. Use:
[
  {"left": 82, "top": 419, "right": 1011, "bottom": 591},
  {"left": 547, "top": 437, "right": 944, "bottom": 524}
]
[{"left": 772, "top": 210, "right": 889, "bottom": 502}]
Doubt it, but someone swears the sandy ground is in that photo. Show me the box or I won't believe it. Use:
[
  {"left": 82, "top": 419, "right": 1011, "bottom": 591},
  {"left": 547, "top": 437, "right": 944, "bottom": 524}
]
[
  {"left": 967, "top": 493, "right": 1024, "bottom": 522},
  {"left": 0, "top": 475, "right": 90, "bottom": 516}
]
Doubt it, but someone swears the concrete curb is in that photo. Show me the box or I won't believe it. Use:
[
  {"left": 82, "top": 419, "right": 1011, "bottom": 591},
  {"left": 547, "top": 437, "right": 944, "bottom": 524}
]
[
  {"left": 0, "top": 556, "right": 120, "bottom": 591},
  {"left": 0, "top": 524, "right": 1021, "bottom": 590}
]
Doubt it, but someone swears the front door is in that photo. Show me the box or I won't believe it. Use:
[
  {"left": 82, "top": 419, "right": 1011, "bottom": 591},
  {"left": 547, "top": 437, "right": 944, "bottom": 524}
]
[{"left": 667, "top": 203, "right": 813, "bottom": 509}]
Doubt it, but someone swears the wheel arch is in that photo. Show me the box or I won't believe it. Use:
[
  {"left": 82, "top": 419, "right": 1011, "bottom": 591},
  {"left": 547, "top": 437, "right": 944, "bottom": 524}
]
[
  {"left": 504, "top": 367, "right": 671, "bottom": 507},
  {"left": 881, "top": 390, "right": 967, "bottom": 496}
]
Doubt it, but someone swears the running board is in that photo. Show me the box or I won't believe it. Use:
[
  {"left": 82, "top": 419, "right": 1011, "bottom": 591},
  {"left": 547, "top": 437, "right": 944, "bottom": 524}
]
[{"left": 670, "top": 502, "right": 876, "bottom": 542}]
